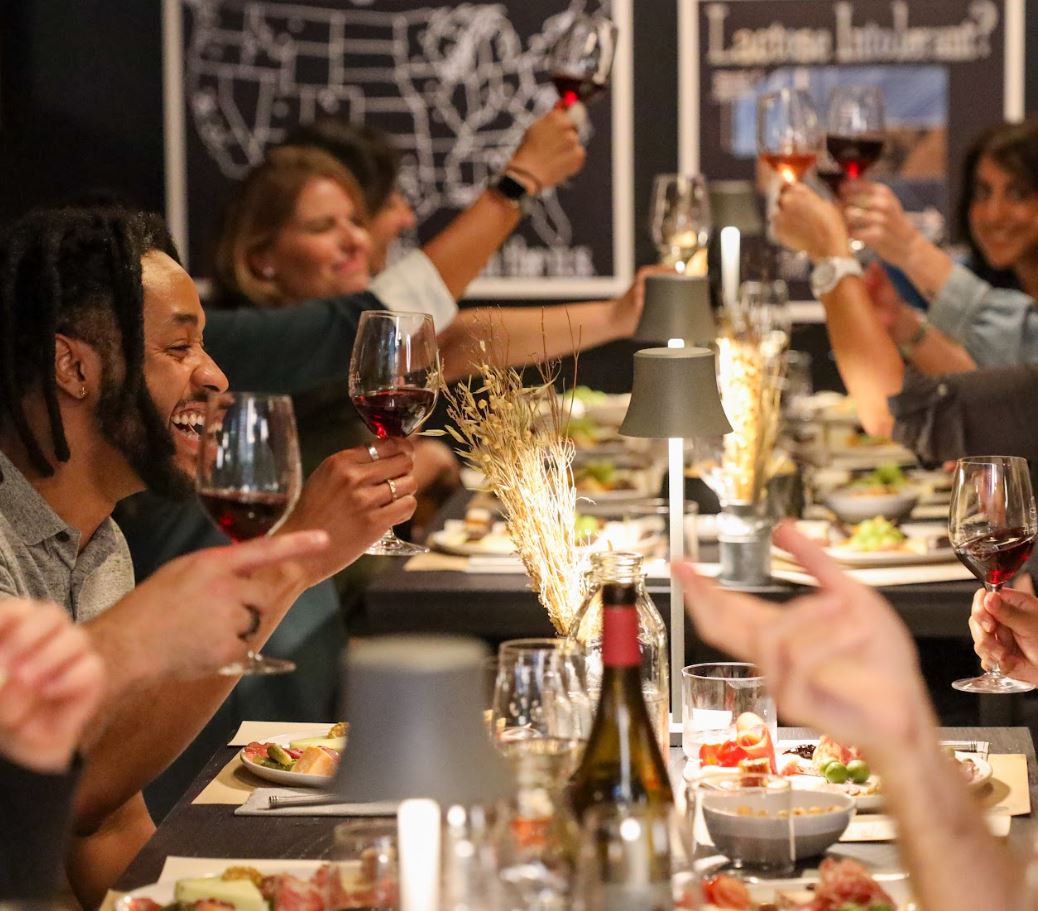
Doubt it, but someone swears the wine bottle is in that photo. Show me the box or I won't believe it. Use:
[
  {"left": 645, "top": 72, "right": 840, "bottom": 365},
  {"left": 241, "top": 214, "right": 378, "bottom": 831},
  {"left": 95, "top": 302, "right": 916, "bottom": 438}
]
[{"left": 569, "top": 581, "right": 674, "bottom": 819}]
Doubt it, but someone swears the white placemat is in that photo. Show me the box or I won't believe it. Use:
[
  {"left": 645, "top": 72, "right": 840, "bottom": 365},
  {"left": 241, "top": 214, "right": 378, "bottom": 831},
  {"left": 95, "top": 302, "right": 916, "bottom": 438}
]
[
  {"left": 235, "top": 787, "right": 397, "bottom": 817},
  {"left": 159, "top": 856, "right": 326, "bottom": 881},
  {"left": 228, "top": 720, "right": 331, "bottom": 746}
]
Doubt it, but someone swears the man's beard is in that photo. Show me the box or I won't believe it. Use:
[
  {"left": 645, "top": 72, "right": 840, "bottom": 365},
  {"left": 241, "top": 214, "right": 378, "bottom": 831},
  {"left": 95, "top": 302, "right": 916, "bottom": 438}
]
[{"left": 97, "top": 372, "right": 194, "bottom": 501}]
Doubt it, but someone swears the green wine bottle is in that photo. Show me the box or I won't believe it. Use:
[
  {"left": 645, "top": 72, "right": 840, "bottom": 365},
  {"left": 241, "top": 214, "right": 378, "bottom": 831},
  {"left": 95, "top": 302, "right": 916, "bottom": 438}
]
[{"left": 569, "top": 580, "right": 674, "bottom": 819}]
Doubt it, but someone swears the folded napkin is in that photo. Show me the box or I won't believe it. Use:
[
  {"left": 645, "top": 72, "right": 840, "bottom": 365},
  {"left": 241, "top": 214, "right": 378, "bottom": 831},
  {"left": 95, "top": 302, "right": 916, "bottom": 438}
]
[{"left": 235, "top": 786, "right": 397, "bottom": 817}]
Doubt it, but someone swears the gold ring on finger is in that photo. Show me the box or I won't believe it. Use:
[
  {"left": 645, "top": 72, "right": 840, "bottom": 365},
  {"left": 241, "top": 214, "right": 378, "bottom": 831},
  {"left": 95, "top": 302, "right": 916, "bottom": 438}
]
[{"left": 385, "top": 477, "right": 398, "bottom": 501}]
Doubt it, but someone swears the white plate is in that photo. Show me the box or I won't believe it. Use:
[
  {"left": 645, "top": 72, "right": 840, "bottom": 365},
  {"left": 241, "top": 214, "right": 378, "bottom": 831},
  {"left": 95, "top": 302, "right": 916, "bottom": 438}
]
[
  {"left": 115, "top": 863, "right": 332, "bottom": 910},
  {"left": 777, "top": 521, "right": 955, "bottom": 568},
  {"left": 239, "top": 731, "right": 339, "bottom": 788},
  {"left": 429, "top": 517, "right": 664, "bottom": 558},
  {"left": 692, "top": 869, "right": 914, "bottom": 910},
  {"left": 428, "top": 520, "right": 517, "bottom": 556}
]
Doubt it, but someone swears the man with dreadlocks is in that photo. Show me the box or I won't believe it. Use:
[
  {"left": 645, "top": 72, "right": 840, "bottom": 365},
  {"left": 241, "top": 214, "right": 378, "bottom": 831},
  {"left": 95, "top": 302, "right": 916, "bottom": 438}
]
[{"left": 0, "top": 207, "right": 417, "bottom": 903}]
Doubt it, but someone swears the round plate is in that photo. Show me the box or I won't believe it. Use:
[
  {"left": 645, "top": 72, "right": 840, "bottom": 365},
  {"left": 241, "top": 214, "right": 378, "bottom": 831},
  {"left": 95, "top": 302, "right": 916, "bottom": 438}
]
[
  {"left": 957, "top": 754, "right": 993, "bottom": 791},
  {"left": 238, "top": 731, "right": 338, "bottom": 788},
  {"left": 427, "top": 521, "right": 516, "bottom": 557}
]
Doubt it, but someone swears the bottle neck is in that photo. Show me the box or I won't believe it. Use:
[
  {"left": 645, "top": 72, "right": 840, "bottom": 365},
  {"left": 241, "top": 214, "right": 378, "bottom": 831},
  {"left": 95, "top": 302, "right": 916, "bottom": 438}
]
[
  {"left": 590, "top": 552, "right": 644, "bottom": 587},
  {"left": 601, "top": 582, "right": 640, "bottom": 669}
]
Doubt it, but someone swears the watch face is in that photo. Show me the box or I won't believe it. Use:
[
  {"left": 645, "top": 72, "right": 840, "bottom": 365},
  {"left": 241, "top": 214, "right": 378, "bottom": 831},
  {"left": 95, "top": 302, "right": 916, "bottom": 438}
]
[{"left": 812, "top": 262, "right": 836, "bottom": 294}]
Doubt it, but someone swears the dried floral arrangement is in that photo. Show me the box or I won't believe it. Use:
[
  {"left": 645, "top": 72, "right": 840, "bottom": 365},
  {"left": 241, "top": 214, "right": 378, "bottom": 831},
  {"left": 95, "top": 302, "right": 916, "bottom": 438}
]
[
  {"left": 711, "top": 309, "right": 787, "bottom": 506},
  {"left": 435, "top": 325, "right": 588, "bottom": 635}
]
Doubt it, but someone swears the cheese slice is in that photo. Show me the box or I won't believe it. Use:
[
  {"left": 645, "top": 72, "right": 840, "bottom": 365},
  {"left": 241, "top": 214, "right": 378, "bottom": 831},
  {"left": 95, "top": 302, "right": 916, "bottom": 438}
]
[
  {"left": 288, "top": 736, "right": 345, "bottom": 751},
  {"left": 174, "top": 877, "right": 268, "bottom": 911}
]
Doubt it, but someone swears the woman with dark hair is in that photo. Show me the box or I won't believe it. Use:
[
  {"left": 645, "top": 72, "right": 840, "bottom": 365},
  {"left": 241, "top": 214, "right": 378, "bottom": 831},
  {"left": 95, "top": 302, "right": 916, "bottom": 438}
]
[{"left": 839, "top": 119, "right": 1038, "bottom": 369}]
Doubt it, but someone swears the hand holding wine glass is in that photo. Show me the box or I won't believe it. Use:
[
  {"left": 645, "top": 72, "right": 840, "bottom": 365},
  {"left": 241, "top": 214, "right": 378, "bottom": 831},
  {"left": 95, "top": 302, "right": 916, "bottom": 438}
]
[
  {"left": 950, "top": 456, "right": 1038, "bottom": 694},
  {"left": 548, "top": 13, "right": 618, "bottom": 110},
  {"left": 757, "top": 88, "right": 821, "bottom": 184},
  {"left": 196, "top": 390, "right": 302, "bottom": 676},
  {"left": 349, "top": 311, "right": 438, "bottom": 556}
]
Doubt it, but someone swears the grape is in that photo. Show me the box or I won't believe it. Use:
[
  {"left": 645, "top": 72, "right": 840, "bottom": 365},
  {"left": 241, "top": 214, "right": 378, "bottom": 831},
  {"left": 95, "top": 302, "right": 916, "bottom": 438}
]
[{"left": 824, "top": 761, "right": 850, "bottom": 784}]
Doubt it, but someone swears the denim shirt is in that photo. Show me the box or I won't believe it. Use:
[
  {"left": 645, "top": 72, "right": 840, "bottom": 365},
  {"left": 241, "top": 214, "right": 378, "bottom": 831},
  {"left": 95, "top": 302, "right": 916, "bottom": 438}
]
[{"left": 928, "top": 264, "right": 1038, "bottom": 366}]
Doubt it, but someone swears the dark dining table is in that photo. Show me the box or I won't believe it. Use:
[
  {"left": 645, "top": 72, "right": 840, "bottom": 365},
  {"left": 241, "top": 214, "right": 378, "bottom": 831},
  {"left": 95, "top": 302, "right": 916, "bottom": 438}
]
[{"left": 116, "top": 725, "right": 1037, "bottom": 891}]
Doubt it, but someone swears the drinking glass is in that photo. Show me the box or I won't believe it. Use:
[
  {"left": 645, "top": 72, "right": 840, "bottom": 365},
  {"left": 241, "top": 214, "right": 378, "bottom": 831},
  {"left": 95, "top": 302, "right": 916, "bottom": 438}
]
[
  {"left": 757, "top": 89, "right": 820, "bottom": 184},
  {"left": 349, "top": 310, "right": 439, "bottom": 556},
  {"left": 949, "top": 456, "right": 1038, "bottom": 694},
  {"left": 681, "top": 663, "right": 776, "bottom": 768},
  {"left": 491, "top": 638, "right": 590, "bottom": 786},
  {"left": 689, "top": 774, "right": 794, "bottom": 878},
  {"left": 197, "top": 391, "right": 302, "bottom": 676},
  {"left": 575, "top": 803, "right": 689, "bottom": 911},
  {"left": 329, "top": 820, "right": 399, "bottom": 909},
  {"left": 649, "top": 173, "right": 711, "bottom": 274},
  {"left": 548, "top": 13, "right": 618, "bottom": 109},
  {"left": 825, "top": 85, "right": 885, "bottom": 181}
]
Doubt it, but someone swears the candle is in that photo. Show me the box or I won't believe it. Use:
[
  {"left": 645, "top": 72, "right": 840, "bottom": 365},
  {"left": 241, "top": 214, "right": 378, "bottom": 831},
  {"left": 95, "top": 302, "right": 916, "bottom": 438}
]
[
  {"left": 720, "top": 226, "right": 741, "bottom": 308},
  {"left": 399, "top": 798, "right": 441, "bottom": 911}
]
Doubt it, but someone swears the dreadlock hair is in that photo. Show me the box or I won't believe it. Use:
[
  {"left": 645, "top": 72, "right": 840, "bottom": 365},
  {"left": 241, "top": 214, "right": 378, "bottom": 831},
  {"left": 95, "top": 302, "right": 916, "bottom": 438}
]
[{"left": 0, "top": 207, "right": 179, "bottom": 476}]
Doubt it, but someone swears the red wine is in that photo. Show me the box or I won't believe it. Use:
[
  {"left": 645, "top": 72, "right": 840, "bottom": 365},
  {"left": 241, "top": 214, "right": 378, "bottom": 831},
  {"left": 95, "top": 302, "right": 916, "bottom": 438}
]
[
  {"left": 760, "top": 150, "right": 817, "bottom": 183},
  {"left": 954, "top": 527, "right": 1036, "bottom": 589},
  {"left": 816, "top": 165, "right": 845, "bottom": 196},
  {"left": 551, "top": 72, "right": 606, "bottom": 108},
  {"left": 826, "top": 134, "right": 884, "bottom": 179},
  {"left": 199, "top": 489, "right": 291, "bottom": 541},
  {"left": 352, "top": 387, "right": 435, "bottom": 439}
]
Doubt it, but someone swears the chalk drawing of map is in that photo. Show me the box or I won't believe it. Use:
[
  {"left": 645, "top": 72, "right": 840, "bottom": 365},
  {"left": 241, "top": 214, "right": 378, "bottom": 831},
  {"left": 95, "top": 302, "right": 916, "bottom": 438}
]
[{"left": 182, "top": 0, "right": 610, "bottom": 253}]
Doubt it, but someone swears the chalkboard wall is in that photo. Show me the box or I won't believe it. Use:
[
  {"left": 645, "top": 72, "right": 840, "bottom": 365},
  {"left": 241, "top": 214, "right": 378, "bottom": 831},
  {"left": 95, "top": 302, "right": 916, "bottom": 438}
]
[{"left": 2, "top": 0, "right": 1037, "bottom": 391}]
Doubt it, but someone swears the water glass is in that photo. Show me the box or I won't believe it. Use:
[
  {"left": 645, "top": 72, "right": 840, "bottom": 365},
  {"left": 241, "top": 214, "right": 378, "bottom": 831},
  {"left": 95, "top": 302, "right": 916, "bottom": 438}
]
[
  {"left": 329, "top": 820, "right": 399, "bottom": 908},
  {"left": 681, "top": 663, "right": 776, "bottom": 767},
  {"left": 690, "top": 774, "right": 794, "bottom": 878}
]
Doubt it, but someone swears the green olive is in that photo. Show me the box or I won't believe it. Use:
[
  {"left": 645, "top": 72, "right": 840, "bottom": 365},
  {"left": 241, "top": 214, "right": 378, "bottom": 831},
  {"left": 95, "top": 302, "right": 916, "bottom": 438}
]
[
  {"left": 846, "top": 759, "right": 871, "bottom": 784},
  {"left": 824, "top": 761, "right": 849, "bottom": 784}
]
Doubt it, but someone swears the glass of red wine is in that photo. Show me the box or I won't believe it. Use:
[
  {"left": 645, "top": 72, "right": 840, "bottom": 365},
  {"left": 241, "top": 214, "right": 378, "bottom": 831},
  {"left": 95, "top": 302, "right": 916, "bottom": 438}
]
[
  {"left": 197, "top": 391, "right": 302, "bottom": 676},
  {"left": 949, "top": 456, "right": 1038, "bottom": 694},
  {"left": 349, "top": 310, "right": 439, "bottom": 557},
  {"left": 756, "top": 88, "right": 820, "bottom": 185},
  {"left": 547, "top": 13, "right": 618, "bottom": 110},
  {"left": 825, "top": 85, "right": 885, "bottom": 181}
]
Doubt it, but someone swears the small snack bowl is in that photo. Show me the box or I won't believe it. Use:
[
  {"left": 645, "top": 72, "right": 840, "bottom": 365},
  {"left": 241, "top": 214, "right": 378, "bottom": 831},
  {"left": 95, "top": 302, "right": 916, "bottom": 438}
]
[
  {"left": 824, "top": 487, "right": 918, "bottom": 525},
  {"left": 702, "top": 789, "right": 854, "bottom": 862}
]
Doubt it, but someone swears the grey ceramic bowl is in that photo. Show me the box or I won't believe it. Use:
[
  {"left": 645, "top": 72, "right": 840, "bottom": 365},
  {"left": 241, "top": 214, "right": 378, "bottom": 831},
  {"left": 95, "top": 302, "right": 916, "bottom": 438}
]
[
  {"left": 703, "top": 790, "right": 855, "bottom": 861},
  {"left": 824, "top": 486, "right": 919, "bottom": 525}
]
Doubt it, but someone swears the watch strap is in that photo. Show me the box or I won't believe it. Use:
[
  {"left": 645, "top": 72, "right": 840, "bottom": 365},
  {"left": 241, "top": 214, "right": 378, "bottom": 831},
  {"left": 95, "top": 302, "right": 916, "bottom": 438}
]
[{"left": 811, "top": 256, "right": 863, "bottom": 298}]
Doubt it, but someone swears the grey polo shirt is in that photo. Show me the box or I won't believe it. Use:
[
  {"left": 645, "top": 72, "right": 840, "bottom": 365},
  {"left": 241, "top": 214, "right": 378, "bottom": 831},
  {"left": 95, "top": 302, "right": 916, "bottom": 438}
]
[{"left": 0, "top": 451, "right": 134, "bottom": 622}]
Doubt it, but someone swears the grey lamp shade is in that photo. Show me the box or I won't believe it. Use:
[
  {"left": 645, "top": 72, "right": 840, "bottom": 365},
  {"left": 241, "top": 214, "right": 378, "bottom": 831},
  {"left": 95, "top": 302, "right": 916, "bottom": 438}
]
[
  {"left": 620, "top": 347, "right": 732, "bottom": 439},
  {"left": 708, "top": 181, "right": 764, "bottom": 236},
  {"left": 333, "top": 635, "right": 512, "bottom": 806},
  {"left": 634, "top": 274, "right": 715, "bottom": 345}
]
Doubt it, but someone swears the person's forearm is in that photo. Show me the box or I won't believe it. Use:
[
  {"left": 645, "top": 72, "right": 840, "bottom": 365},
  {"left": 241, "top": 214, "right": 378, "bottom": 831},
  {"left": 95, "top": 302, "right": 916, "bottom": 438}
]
[
  {"left": 891, "top": 306, "right": 978, "bottom": 374},
  {"left": 440, "top": 299, "right": 630, "bottom": 382},
  {"left": 876, "top": 732, "right": 1022, "bottom": 911},
  {"left": 422, "top": 191, "right": 522, "bottom": 300},
  {"left": 821, "top": 277, "right": 904, "bottom": 437},
  {"left": 891, "top": 234, "right": 955, "bottom": 302},
  {"left": 74, "top": 563, "right": 309, "bottom": 830}
]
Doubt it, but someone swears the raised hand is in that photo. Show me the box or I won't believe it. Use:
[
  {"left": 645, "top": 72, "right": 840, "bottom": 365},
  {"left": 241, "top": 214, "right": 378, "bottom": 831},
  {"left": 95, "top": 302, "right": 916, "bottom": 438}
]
[
  {"left": 673, "top": 522, "right": 934, "bottom": 765},
  {"left": 969, "top": 587, "right": 1038, "bottom": 686},
  {"left": 771, "top": 182, "right": 850, "bottom": 261},
  {"left": 0, "top": 599, "right": 105, "bottom": 773},
  {"left": 507, "top": 109, "right": 586, "bottom": 192},
  {"left": 275, "top": 437, "right": 417, "bottom": 581},
  {"left": 840, "top": 179, "right": 921, "bottom": 268}
]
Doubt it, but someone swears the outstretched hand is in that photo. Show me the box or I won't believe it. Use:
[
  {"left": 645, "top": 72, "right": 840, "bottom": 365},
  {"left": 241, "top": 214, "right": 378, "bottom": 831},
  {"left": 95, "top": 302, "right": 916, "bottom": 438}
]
[
  {"left": 673, "top": 523, "right": 934, "bottom": 765},
  {"left": 771, "top": 183, "right": 850, "bottom": 262},
  {"left": 0, "top": 599, "right": 105, "bottom": 773},
  {"left": 508, "top": 109, "right": 586, "bottom": 192},
  {"left": 839, "top": 179, "right": 920, "bottom": 269}
]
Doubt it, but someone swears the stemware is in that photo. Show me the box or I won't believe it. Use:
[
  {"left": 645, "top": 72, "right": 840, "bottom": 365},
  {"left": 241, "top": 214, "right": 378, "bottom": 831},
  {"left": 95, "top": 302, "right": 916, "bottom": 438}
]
[
  {"left": 547, "top": 13, "right": 618, "bottom": 109},
  {"left": 756, "top": 88, "right": 821, "bottom": 184},
  {"left": 197, "top": 391, "right": 302, "bottom": 676},
  {"left": 949, "top": 456, "right": 1038, "bottom": 694},
  {"left": 349, "top": 310, "right": 439, "bottom": 557},
  {"left": 648, "top": 173, "right": 711, "bottom": 275},
  {"left": 825, "top": 85, "right": 886, "bottom": 182}
]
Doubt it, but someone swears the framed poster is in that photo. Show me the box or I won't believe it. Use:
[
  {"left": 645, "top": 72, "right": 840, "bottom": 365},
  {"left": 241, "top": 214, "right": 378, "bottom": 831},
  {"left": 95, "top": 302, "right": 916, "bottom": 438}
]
[
  {"left": 679, "top": 0, "right": 1025, "bottom": 242},
  {"left": 162, "top": 0, "right": 634, "bottom": 298}
]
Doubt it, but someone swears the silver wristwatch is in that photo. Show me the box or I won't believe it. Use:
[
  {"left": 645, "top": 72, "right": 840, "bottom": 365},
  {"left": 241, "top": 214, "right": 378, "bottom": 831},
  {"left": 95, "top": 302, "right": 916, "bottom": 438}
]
[{"left": 810, "top": 256, "right": 863, "bottom": 299}]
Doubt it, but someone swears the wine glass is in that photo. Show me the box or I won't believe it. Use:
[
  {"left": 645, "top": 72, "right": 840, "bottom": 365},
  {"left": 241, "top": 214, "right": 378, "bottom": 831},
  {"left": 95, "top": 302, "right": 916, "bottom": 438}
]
[
  {"left": 825, "top": 85, "right": 885, "bottom": 181},
  {"left": 648, "top": 173, "right": 711, "bottom": 275},
  {"left": 547, "top": 13, "right": 618, "bottom": 109},
  {"left": 197, "top": 391, "right": 302, "bottom": 676},
  {"left": 349, "top": 310, "right": 439, "bottom": 557},
  {"left": 756, "top": 88, "right": 821, "bottom": 184},
  {"left": 949, "top": 456, "right": 1038, "bottom": 694}
]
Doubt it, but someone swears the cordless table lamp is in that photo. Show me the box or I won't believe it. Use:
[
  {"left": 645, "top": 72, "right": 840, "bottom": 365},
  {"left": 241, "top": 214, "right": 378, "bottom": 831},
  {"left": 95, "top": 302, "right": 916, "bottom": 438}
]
[{"left": 708, "top": 180, "right": 764, "bottom": 308}]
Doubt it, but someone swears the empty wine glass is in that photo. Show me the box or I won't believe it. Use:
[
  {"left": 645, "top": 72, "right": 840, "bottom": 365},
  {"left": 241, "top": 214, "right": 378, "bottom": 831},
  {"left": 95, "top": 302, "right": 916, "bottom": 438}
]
[
  {"left": 949, "top": 456, "right": 1038, "bottom": 694},
  {"left": 197, "top": 391, "right": 302, "bottom": 676},
  {"left": 649, "top": 174, "right": 711, "bottom": 274},
  {"left": 547, "top": 13, "right": 618, "bottom": 109},
  {"left": 349, "top": 310, "right": 439, "bottom": 557},
  {"left": 757, "top": 88, "right": 821, "bottom": 184}
]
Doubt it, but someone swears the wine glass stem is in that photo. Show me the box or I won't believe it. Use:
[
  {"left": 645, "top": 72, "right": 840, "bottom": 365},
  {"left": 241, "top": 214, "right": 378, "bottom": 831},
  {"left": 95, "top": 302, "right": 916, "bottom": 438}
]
[{"left": 984, "top": 581, "right": 1005, "bottom": 678}]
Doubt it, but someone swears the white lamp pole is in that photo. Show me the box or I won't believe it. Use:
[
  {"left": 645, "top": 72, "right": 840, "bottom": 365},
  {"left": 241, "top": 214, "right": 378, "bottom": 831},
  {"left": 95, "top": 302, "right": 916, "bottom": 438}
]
[{"left": 666, "top": 336, "right": 685, "bottom": 724}]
